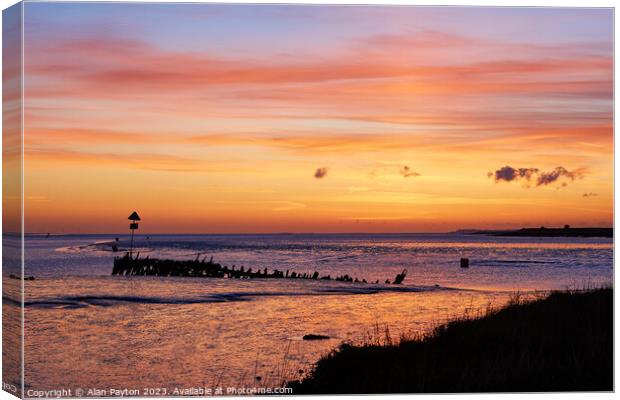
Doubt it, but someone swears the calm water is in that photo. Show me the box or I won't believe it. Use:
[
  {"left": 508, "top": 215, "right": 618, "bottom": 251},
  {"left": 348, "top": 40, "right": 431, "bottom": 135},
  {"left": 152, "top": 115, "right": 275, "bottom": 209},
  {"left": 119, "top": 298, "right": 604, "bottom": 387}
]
[{"left": 13, "top": 233, "right": 613, "bottom": 393}]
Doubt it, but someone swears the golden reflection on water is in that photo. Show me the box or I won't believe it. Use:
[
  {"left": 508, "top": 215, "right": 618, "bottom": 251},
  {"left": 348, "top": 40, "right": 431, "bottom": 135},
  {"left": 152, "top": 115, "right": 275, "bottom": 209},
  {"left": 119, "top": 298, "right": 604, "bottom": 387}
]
[
  {"left": 23, "top": 279, "right": 511, "bottom": 391},
  {"left": 20, "top": 234, "right": 612, "bottom": 392}
]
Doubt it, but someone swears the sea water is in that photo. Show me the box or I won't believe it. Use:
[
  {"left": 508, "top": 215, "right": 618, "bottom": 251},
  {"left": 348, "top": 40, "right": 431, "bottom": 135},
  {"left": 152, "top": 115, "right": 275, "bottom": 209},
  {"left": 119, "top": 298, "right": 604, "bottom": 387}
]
[{"left": 8, "top": 234, "right": 612, "bottom": 392}]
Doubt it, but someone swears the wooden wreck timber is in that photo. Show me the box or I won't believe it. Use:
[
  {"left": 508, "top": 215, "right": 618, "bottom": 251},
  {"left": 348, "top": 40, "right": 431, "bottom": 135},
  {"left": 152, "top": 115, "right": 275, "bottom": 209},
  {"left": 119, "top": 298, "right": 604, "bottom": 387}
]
[{"left": 112, "top": 253, "right": 407, "bottom": 284}]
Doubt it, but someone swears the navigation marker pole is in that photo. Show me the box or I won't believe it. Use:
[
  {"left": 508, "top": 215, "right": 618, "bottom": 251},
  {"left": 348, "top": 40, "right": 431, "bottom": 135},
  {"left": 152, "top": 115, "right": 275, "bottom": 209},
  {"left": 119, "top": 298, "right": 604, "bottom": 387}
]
[{"left": 128, "top": 211, "right": 141, "bottom": 258}]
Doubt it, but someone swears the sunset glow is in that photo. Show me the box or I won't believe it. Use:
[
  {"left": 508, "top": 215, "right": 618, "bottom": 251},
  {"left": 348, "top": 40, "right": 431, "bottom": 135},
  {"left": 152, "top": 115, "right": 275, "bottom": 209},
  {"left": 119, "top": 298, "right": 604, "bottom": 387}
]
[{"left": 21, "top": 4, "right": 613, "bottom": 233}]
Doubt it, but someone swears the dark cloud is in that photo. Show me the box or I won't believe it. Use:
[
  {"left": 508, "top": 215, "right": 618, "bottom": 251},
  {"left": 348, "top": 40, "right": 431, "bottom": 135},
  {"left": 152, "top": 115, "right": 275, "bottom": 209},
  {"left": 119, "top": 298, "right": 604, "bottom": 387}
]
[
  {"left": 583, "top": 192, "right": 598, "bottom": 198},
  {"left": 490, "top": 165, "right": 586, "bottom": 187},
  {"left": 536, "top": 167, "right": 586, "bottom": 186},
  {"left": 491, "top": 166, "right": 539, "bottom": 182},
  {"left": 314, "top": 167, "right": 329, "bottom": 179},
  {"left": 400, "top": 165, "right": 420, "bottom": 178}
]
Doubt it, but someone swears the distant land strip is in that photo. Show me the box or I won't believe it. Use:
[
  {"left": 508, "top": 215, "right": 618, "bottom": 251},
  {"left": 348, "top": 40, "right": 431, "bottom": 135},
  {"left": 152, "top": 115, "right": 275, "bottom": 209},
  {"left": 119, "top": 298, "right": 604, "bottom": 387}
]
[{"left": 456, "top": 227, "right": 613, "bottom": 238}]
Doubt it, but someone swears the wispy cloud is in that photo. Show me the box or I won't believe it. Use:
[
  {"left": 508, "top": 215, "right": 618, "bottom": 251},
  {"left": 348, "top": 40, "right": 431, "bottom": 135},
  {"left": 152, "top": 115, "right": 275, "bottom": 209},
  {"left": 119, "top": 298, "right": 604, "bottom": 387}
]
[
  {"left": 25, "top": 33, "right": 613, "bottom": 167},
  {"left": 26, "top": 148, "right": 249, "bottom": 173},
  {"left": 27, "top": 36, "right": 612, "bottom": 103},
  {"left": 348, "top": 186, "right": 370, "bottom": 194},
  {"left": 399, "top": 165, "right": 420, "bottom": 178}
]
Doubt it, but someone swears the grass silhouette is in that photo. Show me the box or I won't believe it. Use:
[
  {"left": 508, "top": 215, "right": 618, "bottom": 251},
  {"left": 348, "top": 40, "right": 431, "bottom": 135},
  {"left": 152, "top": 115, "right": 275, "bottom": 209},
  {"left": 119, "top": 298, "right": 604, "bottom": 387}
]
[{"left": 288, "top": 287, "right": 612, "bottom": 393}]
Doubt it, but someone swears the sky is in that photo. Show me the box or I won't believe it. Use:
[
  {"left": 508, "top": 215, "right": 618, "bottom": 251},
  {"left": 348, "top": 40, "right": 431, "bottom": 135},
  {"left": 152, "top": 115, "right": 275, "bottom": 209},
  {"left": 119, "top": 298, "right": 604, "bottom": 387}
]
[{"left": 16, "top": 3, "right": 614, "bottom": 233}]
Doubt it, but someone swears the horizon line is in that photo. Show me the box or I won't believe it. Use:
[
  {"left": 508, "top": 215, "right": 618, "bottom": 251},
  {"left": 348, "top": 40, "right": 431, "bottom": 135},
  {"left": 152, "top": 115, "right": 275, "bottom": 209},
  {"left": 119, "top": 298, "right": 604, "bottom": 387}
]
[{"left": 15, "top": 226, "right": 615, "bottom": 236}]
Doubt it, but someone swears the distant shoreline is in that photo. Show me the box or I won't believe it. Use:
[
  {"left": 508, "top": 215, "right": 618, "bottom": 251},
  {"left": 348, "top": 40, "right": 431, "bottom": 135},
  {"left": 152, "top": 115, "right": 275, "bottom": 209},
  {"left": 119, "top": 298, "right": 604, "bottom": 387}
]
[
  {"left": 20, "top": 228, "right": 614, "bottom": 237},
  {"left": 458, "top": 227, "right": 613, "bottom": 238}
]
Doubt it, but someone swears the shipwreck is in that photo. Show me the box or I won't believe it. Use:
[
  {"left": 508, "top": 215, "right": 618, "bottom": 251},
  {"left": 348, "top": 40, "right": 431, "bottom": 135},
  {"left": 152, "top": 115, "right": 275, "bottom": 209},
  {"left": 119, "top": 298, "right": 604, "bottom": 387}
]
[{"left": 112, "top": 253, "right": 407, "bottom": 285}]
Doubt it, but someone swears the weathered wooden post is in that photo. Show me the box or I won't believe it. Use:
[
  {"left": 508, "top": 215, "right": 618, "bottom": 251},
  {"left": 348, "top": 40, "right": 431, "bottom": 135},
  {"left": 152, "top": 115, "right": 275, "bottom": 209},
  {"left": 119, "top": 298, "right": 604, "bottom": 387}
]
[{"left": 128, "top": 211, "right": 141, "bottom": 257}]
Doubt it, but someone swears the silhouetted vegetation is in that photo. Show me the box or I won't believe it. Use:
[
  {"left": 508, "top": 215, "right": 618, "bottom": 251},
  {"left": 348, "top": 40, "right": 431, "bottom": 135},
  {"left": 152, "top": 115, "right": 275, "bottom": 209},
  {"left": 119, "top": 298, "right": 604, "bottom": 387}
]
[{"left": 288, "top": 287, "right": 612, "bottom": 393}]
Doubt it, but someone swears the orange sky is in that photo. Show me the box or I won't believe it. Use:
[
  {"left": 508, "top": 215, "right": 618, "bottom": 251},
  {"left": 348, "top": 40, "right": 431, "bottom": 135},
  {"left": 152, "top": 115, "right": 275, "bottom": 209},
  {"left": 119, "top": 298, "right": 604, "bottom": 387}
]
[{"left": 11, "top": 4, "right": 614, "bottom": 233}]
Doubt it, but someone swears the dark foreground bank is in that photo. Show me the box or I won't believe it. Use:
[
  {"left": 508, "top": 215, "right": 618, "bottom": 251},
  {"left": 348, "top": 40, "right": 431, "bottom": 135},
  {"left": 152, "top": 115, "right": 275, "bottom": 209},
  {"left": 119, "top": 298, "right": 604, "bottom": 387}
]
[{"left": 288, "top": 288, "right": 612, "bottom": 393}]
